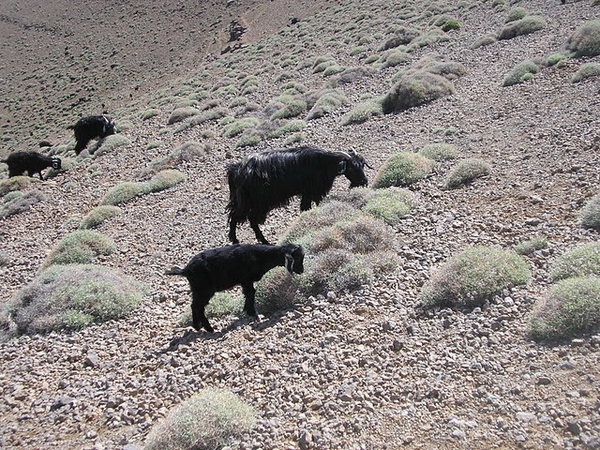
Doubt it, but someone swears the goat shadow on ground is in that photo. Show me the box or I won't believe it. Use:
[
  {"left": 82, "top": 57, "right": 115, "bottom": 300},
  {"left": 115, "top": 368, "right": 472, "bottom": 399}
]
[{"left": 159, "top": 313, "right": 284, "bottom": 353}]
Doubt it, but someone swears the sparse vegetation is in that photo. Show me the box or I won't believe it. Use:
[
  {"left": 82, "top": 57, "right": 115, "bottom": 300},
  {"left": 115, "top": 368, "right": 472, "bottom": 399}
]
[
  {"left": 418, "top": 143, "right": 459, "bottom": 161},
  {"left": 443, "top": 158, "right": 491, "bottom": 189},
  {"left": 363, "top": 188, "right": 414, "bottom": 226},
  {"left": 566, "top": 20, "right": 600, "bottom": 57},
  {"left": 1, "top": 264, "right": 145, "bottom": 338},
  {"left": 0, "top": 176, "right": 34, "bottom": 196},
  {"left": 382, "top": 71, "right": 456, "bottom": 113},
  {"left": 505, "top": 7, "right": 528, "bottom": 23},
  {"left": 100, "top": 182, "right": 144, "bottom": 206},
  {"left": 43, "top": 230, "right": 116, "bottom": 267},
  {"left": 373, "top": 152, "right": 435, "bottom": 188},
  {"left": 550, "top": 243, "right": 600, "bottom": 282},
  {"left": 502, "top": 60, "right": 539, "bottom": 86},
  {"left": 498, "top": 15, "right": 546, "bottom": 40},
  {"left": 89, "top": 134, "right": 132, "bottom": 156},
  {"left": 420, "top": 246, "right": 531, "bottom": 308},
  {"left": 168, "top": 107, "right": 200, "bottom": 125},
  {"left": 581, "top": 193, "right": 600, "bottom": 230},
  {"left": 144, "top": 169, "right": 187, "bottom": 193},
  {"left": 0, "top": 190, "right": 45, "bottom": 219},
  {"left": 143, "top": 389, "right": 256, "bottom": 450},
  {"left": 529, "top": 276, "right": 600, "bottom": 341},
  {"left": 79, "top": 206, "right": 122, "bottom": 229},
  {"left": 139, "top": 142, "right": 207, "bottom": 177},
  {"left": 514, "top": 236, "right": 548, "bottom": 256},
  {"left": 340, "top": 99, "right": 383, "bottom": 125},
  {"left": 572, "top": 63, "right": 600, "bottom": 83}
]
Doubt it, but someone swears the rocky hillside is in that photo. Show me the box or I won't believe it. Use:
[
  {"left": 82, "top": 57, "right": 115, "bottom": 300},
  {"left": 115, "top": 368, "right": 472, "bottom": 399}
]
[{"left": 1, "top": 0, "right": 599, "bottom": 449}]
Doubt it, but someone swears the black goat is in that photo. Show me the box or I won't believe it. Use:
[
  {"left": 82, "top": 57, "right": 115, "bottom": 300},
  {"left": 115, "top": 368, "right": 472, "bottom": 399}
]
[
  {"left": 67, "top": 115, "right": 116, "bottom": 155},
  {"left": 167, "top": 243, "right": 304, "bottom": 333},
  {"left": 1, "top": 151, "right": 61, "bottom": 180},
  {"left": 227, "top": 146, "right": 370, "bottom": 244}
]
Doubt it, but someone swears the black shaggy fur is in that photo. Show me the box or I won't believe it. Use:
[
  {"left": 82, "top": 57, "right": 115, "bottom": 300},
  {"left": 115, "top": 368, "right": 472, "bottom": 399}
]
[
  {"left": 167, "top": 243, "right": 305, "bottom": 333},
  {"left": 67, "top": 115, "right": 116, "bottom": 155},
  {"left": 227, "top": 146, "right": 369, "bottom": 244},
  {"left": 1, "top": 151, "right": 61, "bottom": 180}
]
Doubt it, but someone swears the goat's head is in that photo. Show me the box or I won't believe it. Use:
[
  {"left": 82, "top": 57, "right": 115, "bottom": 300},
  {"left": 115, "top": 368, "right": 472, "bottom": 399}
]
[
  {"left": 101, "top": 115, "right": 117, "bottom": 137},
  {"left": 337, "top": 150, "right": 370, "bottom": 188},
  {"left": 51, "top": 157, "right": 62, "bottom": 170},
  {"left": 283, "top": 244, "right": 305, "bottom": 275}
]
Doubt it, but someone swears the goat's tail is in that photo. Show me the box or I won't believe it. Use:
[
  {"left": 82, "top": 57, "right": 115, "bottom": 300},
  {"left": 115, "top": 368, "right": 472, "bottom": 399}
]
[{"left": 166, "top": 266, "right": 185, "bottom": 276}]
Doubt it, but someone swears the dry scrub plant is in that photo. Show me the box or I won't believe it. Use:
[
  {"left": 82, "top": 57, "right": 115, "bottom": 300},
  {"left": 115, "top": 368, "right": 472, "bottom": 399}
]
[
  {"left": 503, "top": 60, "right": 539, "bottom": 86},
  {"left": 256, "top": 199, "right": 399, "bottom": 313},
  {"left": 566, "top": 20, "right": 600, "bottom": 58},
  {"left": 79, "top": 205, "right": 122, "bottom": 229},
  {"left": 0, "top": 190, "right": 46, "bottom": 219},
  {"left": 498, "top": 15, "right": 546, "bottom": 40},
  {"left": 420, "top": 246, "right": 531, "bottom": 308},
  {"left": 443, "top": 158, "right": 491, "bottom": 189},
  {"left": 550, "top": 243, "right": 600, "bottom": 282},
  {"left": 529, "top": 276, "right": 600, "bottom": 341},
  {"left": 43, "top": 230, "right": 116, "bottom": 268},
  {"left": 143, "top": 389, "right": 255, "bottom": 450},
  {"left": 581, "top": 194, "right": 600, "bottom": 230},
  {"left": 0, "top": 176, "right": 34, "bottom": 196},
  {"left": 0, "top": 264, "right": 145, "bottom": 338},
  {"left": 100, "top": 170, "right": 186, "bottom": 206},
  {"left": 373, "top": 152, "right": 435, "bottom": 188}
]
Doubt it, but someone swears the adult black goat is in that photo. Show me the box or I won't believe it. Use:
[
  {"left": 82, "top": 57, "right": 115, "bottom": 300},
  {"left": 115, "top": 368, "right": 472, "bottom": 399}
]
[
  {"left": 67, "top": 115, "right": 116, "bottom": 155},
  {"left": 227, "top": 146, "right": 370, "bottom": 244},
  {"left": 167, "top": 243, "right": 304, "bottom": 333},
  {"left": 1, "top": 151, "right": 61, "bottom": 180}
]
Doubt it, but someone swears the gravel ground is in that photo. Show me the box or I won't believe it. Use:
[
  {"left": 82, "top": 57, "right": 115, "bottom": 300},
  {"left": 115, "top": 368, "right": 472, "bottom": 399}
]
[{"left": 1, "top": 0, "right": 600, "bottom": 449}]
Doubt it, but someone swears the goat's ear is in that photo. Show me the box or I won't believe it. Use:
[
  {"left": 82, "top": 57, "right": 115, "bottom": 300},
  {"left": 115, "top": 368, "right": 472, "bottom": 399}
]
[
  {"left": 284, "top": 253, "right": 295, "bottom": 274},
  {"left": 337, "top": 160, "right": 347, "bottom": 175}
]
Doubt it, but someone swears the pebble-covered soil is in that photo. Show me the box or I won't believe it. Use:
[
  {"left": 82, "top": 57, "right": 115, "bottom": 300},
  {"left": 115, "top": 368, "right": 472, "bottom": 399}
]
[{"left": 1, "top": 0, "right": 599, "bottom": 449}]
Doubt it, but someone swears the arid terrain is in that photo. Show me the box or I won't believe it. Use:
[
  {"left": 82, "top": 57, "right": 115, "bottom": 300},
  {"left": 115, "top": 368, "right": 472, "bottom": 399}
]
[{"left": 1, "top": 0, "right": 599, "bottom": 449}]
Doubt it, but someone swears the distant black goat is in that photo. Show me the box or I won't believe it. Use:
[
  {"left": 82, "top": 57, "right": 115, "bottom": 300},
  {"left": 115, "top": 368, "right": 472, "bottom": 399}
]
[
  {"left": 67, "top": 115, "right": 116, "bottom": 155},
  {"left": 1, "top": 151, "right": 61, "bottom": 180},
  {"left": 167, "top": 243, "right": 305, "bottom": 333},
  {"left": 227, "top": 146, "right": 370, "bottom": 244}
]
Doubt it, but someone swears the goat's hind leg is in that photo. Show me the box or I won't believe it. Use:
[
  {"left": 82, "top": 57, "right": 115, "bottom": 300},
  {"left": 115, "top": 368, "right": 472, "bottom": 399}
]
[
  {"left": 191, "top": 292, "right": 214, "bottom": 333},
  {"left": 250, "top": 220, "right": 270, "bottom": 245}
]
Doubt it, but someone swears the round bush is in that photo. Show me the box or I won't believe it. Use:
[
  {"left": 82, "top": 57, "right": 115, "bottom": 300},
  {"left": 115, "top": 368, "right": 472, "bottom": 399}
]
[
  {"left": 1, "top": 264, "right": 145, "bottom": 337},
  {"left": 420, "top": 246, "right": 531, "bottom": 308},
  {"left": 363, "top": 188, "right": 413, "bottom": 226},
  {"left": 373, "top": 152, "right": 434, "bottom": 188},
  {"left": 381, "top": 71, "right": 455, "bottom": 113},
  {"left": 443, "top": 158, "right": 491, "bottom": 189},
  {"left": 418, "top": 143, "right": 459, "bottom": 161},
  {"left": 581, "top": 194, "right": 600, "bottom": 230},
  {"left": 550, "top": 243, "right": 600, "bottom": 282},
  {"left": 572, "top": 63, "right": 600, "bottom": 83},
  {"left": 566, "top": 20, "right": 600, "bottom": 58},
  {"left": 144, "top": 169, "right": 187, "bottom": 193},
  {"left": 100, "top": 182, "right": 144, "bottom": 206},
  {"left": 529, "top": 276, "right": 600, "bottom": 341},
  {"left": 503, "top": 60, "right": 539, "bottom": 86},
  {"left": 498, "top": 15, "right": 546, "bottom": 40},
  {"left": 80, "top": 205, "right": 122, "bottom": 229},
  {"left": 44, "top": 230, "right": 116, "bottom": 267},
  {"left": 168, "top": 107, "right": 199, "bottom": 125},
  {"left": 144, "top": 389, "right": 256, "bottom": 450}
]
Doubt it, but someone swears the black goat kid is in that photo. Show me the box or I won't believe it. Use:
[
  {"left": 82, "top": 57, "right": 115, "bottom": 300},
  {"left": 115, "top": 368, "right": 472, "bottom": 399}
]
[
  {"left": 67, "top": 115, "right": 116, "bottom": 155},
  {"left": 167, "top": 243, "right": 304, "bottom": 333},
  {"left": 2, "top": 151, "right": 61, "bottom": 180},
  {"left": 227, "top": 146, "right": 370, "bottom": 244}
]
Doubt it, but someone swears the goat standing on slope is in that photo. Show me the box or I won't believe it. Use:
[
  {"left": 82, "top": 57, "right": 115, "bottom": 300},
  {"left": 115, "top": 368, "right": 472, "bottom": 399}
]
[
  {"left": 227, "top": 146, "right": 370, "bottom": 244},
  {"left": 167, "top": 243, "right": 305, "bottom": 333},
  {"left": 1, "top": 151, "right": 61, "bottom": 180},
  {"left": 67, "top": 115, "right": 116, "bottom": 155}
]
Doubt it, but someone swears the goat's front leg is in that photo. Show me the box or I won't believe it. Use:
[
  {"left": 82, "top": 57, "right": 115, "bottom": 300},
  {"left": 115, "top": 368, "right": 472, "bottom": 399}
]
[
  {"left": 242, "top": 283, "right": 257, "bottom": 317},
  {"left": 191, "top": 293, "right": 214, "bottom": 333},
  {"left": 300, "top": 195, "right": 312, "bottom": 211}
]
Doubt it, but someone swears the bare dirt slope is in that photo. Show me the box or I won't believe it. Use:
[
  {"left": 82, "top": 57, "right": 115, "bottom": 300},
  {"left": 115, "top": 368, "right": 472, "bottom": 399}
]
[{"left": 1, "top": 0, "right": 600, "bottom": 449}]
